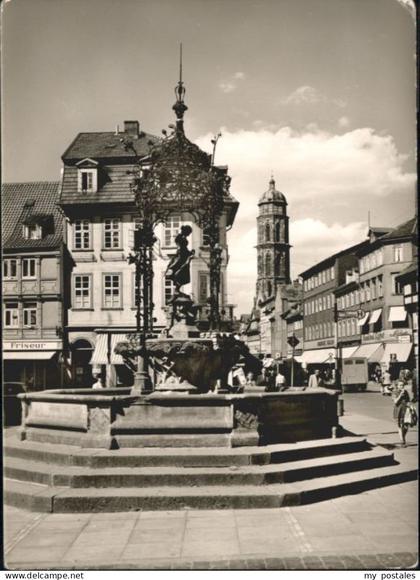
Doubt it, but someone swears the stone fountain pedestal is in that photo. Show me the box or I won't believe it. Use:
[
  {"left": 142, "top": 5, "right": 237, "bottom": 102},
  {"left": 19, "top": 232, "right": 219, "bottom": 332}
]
[{"left": 18, "top": 388, "right": 339, "bottom": 450}]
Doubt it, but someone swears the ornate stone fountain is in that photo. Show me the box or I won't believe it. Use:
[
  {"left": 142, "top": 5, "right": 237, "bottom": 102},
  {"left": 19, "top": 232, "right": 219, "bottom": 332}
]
[{"left": 17, "top": 58, "right": 339, "bottom": 451}]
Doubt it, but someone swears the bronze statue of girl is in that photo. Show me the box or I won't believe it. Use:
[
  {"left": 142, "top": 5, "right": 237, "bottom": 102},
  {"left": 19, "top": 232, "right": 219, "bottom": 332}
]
[{"left": 166, "top": 225, "right": 195, "bottom": 292}]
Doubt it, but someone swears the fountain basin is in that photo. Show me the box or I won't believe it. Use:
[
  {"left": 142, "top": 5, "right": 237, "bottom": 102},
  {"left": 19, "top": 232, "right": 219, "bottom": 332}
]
[{"left": 18, "top": 388, "right": 339, "bottom": 449}]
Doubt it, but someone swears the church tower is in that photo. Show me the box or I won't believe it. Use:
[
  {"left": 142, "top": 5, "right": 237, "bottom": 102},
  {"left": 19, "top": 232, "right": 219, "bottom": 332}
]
[{"left": 256, "top": 176, "right": 291, "bottom": 301}]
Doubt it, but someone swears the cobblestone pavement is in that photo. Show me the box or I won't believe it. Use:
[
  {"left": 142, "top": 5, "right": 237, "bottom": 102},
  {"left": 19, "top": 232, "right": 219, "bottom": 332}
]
[{"left": 3, "top": 407, "right": 418, "bottom": 571}]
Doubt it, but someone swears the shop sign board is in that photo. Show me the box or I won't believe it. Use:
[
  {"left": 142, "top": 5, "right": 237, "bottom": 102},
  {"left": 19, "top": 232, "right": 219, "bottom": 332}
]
[
  {"left": 303, "top": 338, "right": 335, "bottom": 350},
  {"left": 3, "top": 340, "right": 62, "bottom": 351},
  {"left": 361, "top": 329, "right": 412, "bottom": 344}
]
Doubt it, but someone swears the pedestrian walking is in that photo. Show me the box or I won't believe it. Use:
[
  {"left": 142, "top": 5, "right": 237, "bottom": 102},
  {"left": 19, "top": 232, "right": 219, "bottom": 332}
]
[
  {"left": 393, "top": 380, "right": 411, "bottom": 447},
  {"left": 307, "top": 369, "right": 322, "bottom": 389},
  {"left": 275, "top": 370, "right": 287, "bottom": 391},
  {"left": 381, "top": 368, "right": 392, "bottom": 396}
]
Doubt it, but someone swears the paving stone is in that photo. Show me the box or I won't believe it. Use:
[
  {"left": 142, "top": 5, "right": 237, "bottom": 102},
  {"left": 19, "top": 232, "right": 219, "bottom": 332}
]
[
  {"left": 391, "top": 552, "right": 418, "bottom": 568},
  {"left": 130, "top": 527, "right": 184, "bottom": 543},
  {"left": 13, "top": 531, "right": 79, "bottom": 550},
  {"left": 244, "top": 558, "right": 268, "bottom": 569},
  {"left": 121, "top": 541, "right": 182, "bottom": 560},
  {"left": 301, "top": 556, "right": 326, "bottom": 569},
  {"left": 182, "top": 539, "right": 240, "bottom": 559},
  {"left": 357, "top": 554, "right": 382, "bottom": 568},
  {"left": 340, "top": 555, "right": 363, "bottom": 569},
  {"left": 264, "top": 557, "right": 287, "bottom": 569},
  {"left": 283, "top": 557, "right": 304, "bottom": 569},
  {"left": 6, "top": 546, "right": 69, "bottom": 564},
  {"left": 321, "top": 556, "right": 346, "bottom": 569},
  {"left": 310, "top": 534, "right": 376, "bottom": 552},
  {"left": 376, "top": 552, "right": 414, "bottom": 568}
]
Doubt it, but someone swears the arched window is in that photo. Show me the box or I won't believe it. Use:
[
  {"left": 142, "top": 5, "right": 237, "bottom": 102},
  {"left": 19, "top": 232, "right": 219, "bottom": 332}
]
[
  {"left": 275, "top": 222, "right": 281, "bottom": 242},
  {"left": 265, "top": 223, "right": 271, "bottom": 242},
  {"left": 280, "top": 221, "right": 285, "bottom": 241},
  {"left": 265, "top": 252, "right": 272, "bottom": 276},
  {"left": 267, "top": 281, "right": 272, "bottom": 296},
  {"left": 274, "top": 254, "right": 281, "bottom": 276},
  {"left": 257, "top": 254, "right": 263, "bottom": 275},
  {"left": 258, "top": 223, "right": 264, "bottom": 243}
]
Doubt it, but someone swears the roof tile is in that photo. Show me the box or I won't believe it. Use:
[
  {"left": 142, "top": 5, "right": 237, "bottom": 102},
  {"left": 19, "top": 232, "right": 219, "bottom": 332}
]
[{"left": 2, "top": 182, "right": 63, "bottom": 250}]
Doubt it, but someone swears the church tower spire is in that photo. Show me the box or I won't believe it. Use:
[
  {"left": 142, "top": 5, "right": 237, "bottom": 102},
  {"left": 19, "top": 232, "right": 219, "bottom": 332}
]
[{"left": 256, "top": 176, "right": 291, "bottom": 302}]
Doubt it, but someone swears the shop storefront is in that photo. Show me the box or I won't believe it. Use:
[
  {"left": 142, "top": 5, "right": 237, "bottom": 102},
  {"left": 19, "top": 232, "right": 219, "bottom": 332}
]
[
  {"left": 90, "top": 332, "right": 134, "bottom": 387},
  {"left": 3, "top": 340, "right": 63, "bottom": 390},
  {"left": 357, "top": 329, "right": 414, "bottom": 380}
]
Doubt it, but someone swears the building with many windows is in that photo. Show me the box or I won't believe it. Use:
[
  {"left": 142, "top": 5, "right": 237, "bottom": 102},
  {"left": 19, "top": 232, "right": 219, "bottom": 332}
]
[
  {"left": 59, "top": 120, "right": 238, "bottom": 387},
  {"left": 354, "top": 218, "right": 417, "bottom": 373},
  {"left": 2, "top": 182, "right": 72, "bottom": 389},
  {"left": 299, "top": 241, "right": 368, "bottom": 368}
]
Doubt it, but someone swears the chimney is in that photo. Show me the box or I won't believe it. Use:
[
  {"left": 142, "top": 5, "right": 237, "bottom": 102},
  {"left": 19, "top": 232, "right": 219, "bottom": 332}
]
[{"left": 124, "top": 120, "right": 140, "bottom": 139}]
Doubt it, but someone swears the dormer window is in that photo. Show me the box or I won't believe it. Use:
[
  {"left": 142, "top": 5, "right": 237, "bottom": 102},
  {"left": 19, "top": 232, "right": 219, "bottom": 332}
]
[
  {"left": 23, "top": 223, "right": 42, "bottom": 240},
  {"left": 76, "top": 158, "right": 99, "bottom": 193}
]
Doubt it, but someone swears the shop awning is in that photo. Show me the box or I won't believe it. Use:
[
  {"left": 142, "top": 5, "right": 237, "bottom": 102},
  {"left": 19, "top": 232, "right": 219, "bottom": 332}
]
[
  {"left": 351, "top": 343, "right": 384, "bottom": 362},
  {"left": 3, "top": 351, "right": 56, "bottom": 360},
  {"left": 300, "top": 348, "right": 335, "bottom": 364},
  {"left": 90, "top": 334, "right": 108, "bottom": 365},
  {"left": 357, "top": 313, "right": 370, "bottom": 326},
  {"left": 341, "top": 346, "right": 359, "bottom": 359},
  {"left": 388, "top": 306, "right": 407, "bottom": 322},
  {"left": 90, "top": 334, "right": 130, "bottom": 365},
  {"left": 111, "top": 334, "right": 130, "bottom": 365},
  {"left": 381, "top": 343, "right": 412, "bottom": 364},
  {"left": 369, "top": 309, "right": 382, "bottom": 324}
]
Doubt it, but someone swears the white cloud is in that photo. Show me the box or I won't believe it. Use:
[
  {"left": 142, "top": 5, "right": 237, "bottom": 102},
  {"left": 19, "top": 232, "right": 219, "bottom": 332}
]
[
  {"left": 218, "top": 71, "right": 246, "bottom": 93},
  {"left": 395, "top": 0, "right": 416, "bottom": 18},
  {"left": 290, "top": 219, "right": 366, "bottom": 274},
  {"left": 195, "top": 125, "right": 415, "bottom": 312},
  {"left": 281, "top": 85, "right": 346, "bottom": 108},
  {"left": 338, "top": 116, "right": 350, "bottom": 128},
  {"left": 219, "top": 82, "right": 236, "bottom": 94}
]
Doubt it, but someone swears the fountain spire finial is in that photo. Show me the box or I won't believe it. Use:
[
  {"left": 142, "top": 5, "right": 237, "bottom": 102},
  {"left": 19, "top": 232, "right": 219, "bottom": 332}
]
[{"left": 173, "top": 43, "right": 188, "bottom": 133}]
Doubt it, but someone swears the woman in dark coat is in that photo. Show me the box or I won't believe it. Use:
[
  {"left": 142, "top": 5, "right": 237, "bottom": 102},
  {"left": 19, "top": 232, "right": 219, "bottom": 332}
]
[{"left": 393, "top": 380, "right": 411, "bottom": 447}]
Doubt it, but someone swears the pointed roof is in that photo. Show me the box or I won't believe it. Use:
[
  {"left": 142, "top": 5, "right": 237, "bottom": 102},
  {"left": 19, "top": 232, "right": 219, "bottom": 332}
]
[
  {"left": 259, "top": 176, "right": 287, "bottom": 204},
  {"left": 2, "top": 182, "right": 62, "bottom": 250}
]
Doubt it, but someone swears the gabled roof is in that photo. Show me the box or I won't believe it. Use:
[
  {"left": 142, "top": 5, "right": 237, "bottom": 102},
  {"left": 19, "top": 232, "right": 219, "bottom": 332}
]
[
  {"left": 379, "top": 217, "right": 417, "bottom": 242},
  {"left": 2, "top": 182, "right": 63, "bottom": 250},
  {"left": 357, "top": 217, "right": 417, "bottom": 257},
  {"left": 62, "top": 131, "right": 160, "bottom": 162}
]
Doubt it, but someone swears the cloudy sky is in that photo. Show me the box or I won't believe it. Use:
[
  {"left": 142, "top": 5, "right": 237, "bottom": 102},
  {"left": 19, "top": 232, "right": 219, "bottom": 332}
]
[{"left": 2, "top": 0, "right": 416, "bottom": 313}]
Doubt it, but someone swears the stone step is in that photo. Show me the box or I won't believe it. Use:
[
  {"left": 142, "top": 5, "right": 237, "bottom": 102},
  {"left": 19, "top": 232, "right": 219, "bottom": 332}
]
[
  {"left": 4, "top": 448, "right": 395, "bottom": 488},
  {"left": 3, "top": 435, "right": 370, "bottom": 468},
  {"left": 4, "top": 461, "right": 417, "bottom": 512}
]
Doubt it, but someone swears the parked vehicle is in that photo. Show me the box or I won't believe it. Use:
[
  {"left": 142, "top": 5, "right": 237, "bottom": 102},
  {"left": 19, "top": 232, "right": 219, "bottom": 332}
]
[
  {"left": 341, "top": 358, "right": 368, "bottom": 392},
  {"left": 3, "top": 382, "right": 26, "bottom": 426}
]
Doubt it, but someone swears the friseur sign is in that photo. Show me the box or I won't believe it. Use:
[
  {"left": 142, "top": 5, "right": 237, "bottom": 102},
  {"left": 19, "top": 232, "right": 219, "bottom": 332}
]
[
  {"left": 361, "top": 329, "right": 412, "bottom": 344},
  {"left": 3, "top": 341, "right": 62, "bottom": 351}
]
